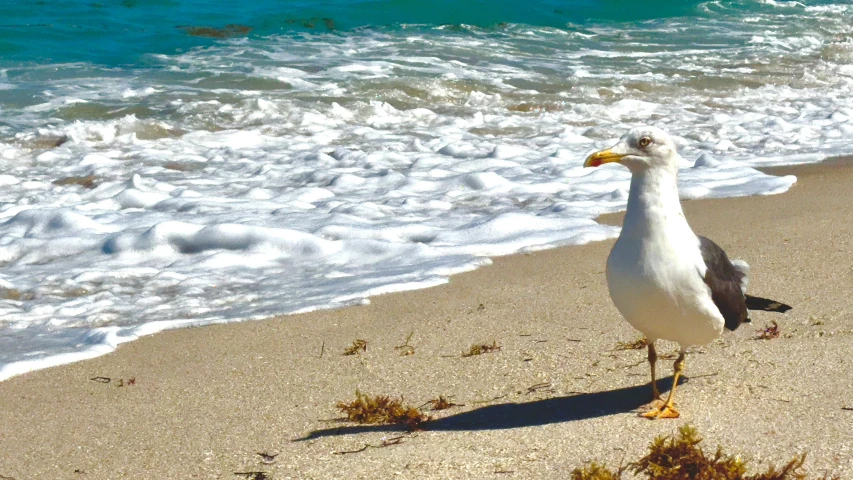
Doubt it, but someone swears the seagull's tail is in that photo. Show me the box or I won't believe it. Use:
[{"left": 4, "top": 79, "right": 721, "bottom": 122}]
[
  {"left": 731, "top": 259, "right": 750, "bottom": 294},
  {"left": 732, "top": 259, "right": 792, "bottom": 313}
]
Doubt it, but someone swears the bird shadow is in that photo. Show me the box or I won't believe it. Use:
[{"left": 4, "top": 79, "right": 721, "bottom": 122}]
[
  {"left": 296, "top": 376, "right": 684, "bottom": 441},
  {"left": 745, "top": 295, "right": 792, "bottom": 313}
]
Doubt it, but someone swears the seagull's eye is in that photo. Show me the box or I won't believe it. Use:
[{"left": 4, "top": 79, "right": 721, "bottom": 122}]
[{"left": 639, "top": 137, "right": 651, "bottom": 148}]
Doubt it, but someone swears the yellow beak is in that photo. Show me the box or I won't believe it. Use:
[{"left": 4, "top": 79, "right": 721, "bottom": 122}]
[{"left": 584, "top": 148, "right": 626, "bottom": 168}]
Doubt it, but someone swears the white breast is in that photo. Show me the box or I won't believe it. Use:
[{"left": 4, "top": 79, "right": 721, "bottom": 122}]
[{"left": 606, "top": 167, "right": 725, "bottom": 347}]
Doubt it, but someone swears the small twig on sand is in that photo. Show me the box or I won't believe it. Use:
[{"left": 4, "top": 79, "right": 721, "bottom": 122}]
[
  {"left": 319, "top": 341, "right": 325, "bottom": 358},
  {"left": 256, "top": 452, "right": 278, "bottom": 464},
  {"left": 333, "top": 435, "right": 410, "bottom": 455},
  {"left": 90, "top": 376, "right": 135, "bottom": 386},
  {"left": 622, "top": 359, "right": 646, "bottom": 369},
  {"left": 472, "top": 394, "right": 508, "bottom": 405},
  {"left": 334, "top": 444, "right": 369, "bottom": 455},
  {"left": 526, "top": 382, "right": 554, "bottom": 394},
  {"left": 768, "top": 397, "right": 792, "bottom": 403},
  {"left": 842, "top": 406, "right": 853, "bottom": 411},
  {"left": 688, "top": 372, "right": 719, "bottom": 380},
  {"left": 394, "top": 331, "right": 415, "bottom": 356}
]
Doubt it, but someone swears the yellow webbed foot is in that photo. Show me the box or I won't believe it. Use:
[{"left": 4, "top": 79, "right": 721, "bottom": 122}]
[{"left": 639, "top": 405, "right": 680, "bottom": 419}]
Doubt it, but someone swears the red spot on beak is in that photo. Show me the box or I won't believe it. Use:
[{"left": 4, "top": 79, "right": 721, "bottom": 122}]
[{"left": 588, "top": 159, "right": 602, "bottom": 167}]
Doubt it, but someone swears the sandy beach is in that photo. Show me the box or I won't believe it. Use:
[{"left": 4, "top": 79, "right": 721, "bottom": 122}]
[{"left": 0, "top": 158, "right": 851, "bottom": 479}]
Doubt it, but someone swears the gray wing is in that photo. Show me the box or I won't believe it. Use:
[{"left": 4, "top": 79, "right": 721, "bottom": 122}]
[{"left": 698, "top": 236, "right": 749, "bottom": 331}]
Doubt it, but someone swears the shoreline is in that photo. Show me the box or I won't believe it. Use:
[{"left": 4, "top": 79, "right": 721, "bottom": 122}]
[{"left": 1, "top": 159, "right": 852, "bottom": 478}]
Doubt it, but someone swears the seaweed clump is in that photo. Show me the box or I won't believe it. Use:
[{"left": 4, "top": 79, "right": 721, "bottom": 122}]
[
  {"left": 571, "top": 425, "right": 814, "bottom": 480},
  {"left": 0, "top": 287, "right": 37, "bottom": 301},
  {"left": 0, "top": 288, "right": 24, "bottom": 301},
  {"left": 284, "top": 17, "right": 335, "bottom": 30},
  {"left": 343, "top": 339, "right": 367, "bottom": 355},
  {"left": 571, "top": 462, "right": 624, "bottom": 480},
  {"left": 336, "top": 390, "right": 428, "bottom": 429},
  {"left": 632, "top": 425, "right": 753, "bottom": 479},
  {"left": 754, "top": 320, "right": 781, "bottom": 340},
  {"left": 422, "top": 395, "right": 462, "bottom": 411},
  {"left": 615, "top": 336, "right": 649, "bottom": 351},
  {"left": 462, "top": 340, "right": 501, "bottom": 357},
  {"left": 53, "top": 174, "right": 98, "bottom": 189},
  {"left": 178, "top": 24, "right": 252, "bottom": 38}
]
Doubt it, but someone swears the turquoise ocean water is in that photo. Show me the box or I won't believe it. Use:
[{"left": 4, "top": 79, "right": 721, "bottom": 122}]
[{"left": 1, "top": 0, "right": 705, "bottom": 64}]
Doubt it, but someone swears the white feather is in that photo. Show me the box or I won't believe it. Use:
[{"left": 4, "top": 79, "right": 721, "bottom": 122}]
[{"left": 731, "top": 259, "right": 750, "bottom": 294}]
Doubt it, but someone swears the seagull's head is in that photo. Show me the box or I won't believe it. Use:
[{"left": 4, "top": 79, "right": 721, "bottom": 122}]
[{"left": 583, "top": 126, "right": 680, "bottom": 173}]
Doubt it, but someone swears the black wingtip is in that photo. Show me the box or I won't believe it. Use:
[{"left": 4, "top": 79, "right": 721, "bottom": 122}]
[{"left": 745, "top": 295, "right": 792, "bottom": 313}]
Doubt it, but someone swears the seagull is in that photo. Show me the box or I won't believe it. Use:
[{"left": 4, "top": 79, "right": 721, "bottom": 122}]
[{"left": 583, "top": 126, "right": 790, "bottom": 419}]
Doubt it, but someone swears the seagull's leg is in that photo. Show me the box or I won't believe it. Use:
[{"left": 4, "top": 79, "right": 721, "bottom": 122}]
[
  {"left": 659, "top": 349, "right": 685, "bottom": 416},
  {"left": 637, "top": 340, "right": 664, "bottom": 413},
  {"left": 640, "top": 348, "right": 685, "bottom": 419},
  {"left": 648, "top": 341, "right": 661, "bottom": 400}
]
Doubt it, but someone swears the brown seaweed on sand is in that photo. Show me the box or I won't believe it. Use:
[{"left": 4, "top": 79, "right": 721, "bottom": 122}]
[
  {"left": 462, "top": 340, "right": 501, "bottom": 357},
  {"left": 754, "top": 320, "right": 781, "bottom": 340},
  {"left": 336, "top": 390, "right": 428, "bottom": 429},
  {"left": 421, "top": 395, "right": 462, "bottom": 411},
  {"left": 614, "top": 336, "right": 649, "bottom": 351},
  {"left": 343, "top": 339, "right": 367, "bottom": 355},
  {"left": 571, "top": 425, "right": 821, "bottom": 480}
]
